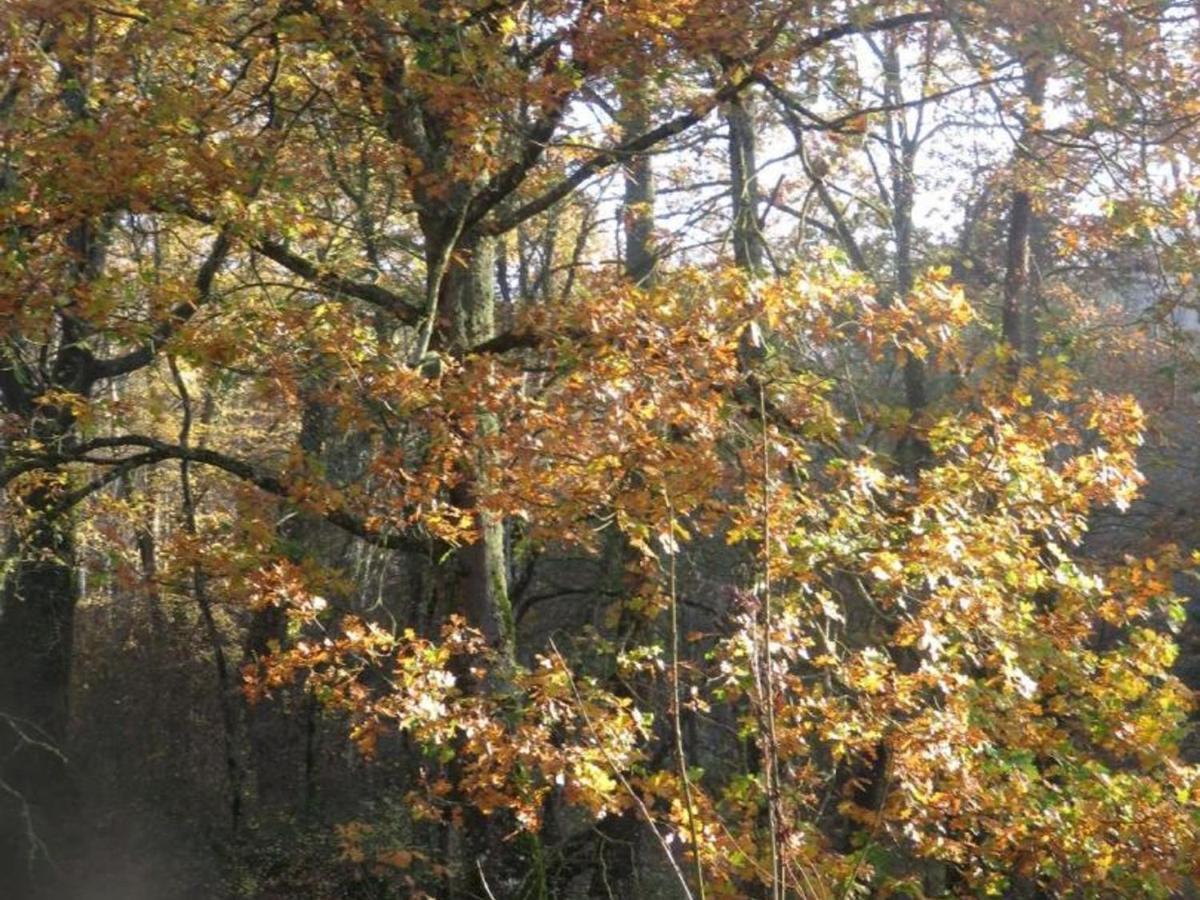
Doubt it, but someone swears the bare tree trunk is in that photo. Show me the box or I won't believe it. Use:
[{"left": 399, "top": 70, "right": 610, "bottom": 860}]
[
  {"left": 1002, "top": 57, "right": 1049, "bottom": 362},
  {"left": 880, "top": 33, "right": 929, "bottom": 467},
  {"left": 169, "top": 358, "right": 244, "bottom": 834},
  {"left": 727, "top": 92, "right": 765, "bottom": 273},
  {"left": 0, "top": 348, "right": 97, "bottom": 896},
  {"left": 0, "top": 505, "right": 77, "bottom": 897},
  {"left": 244, "top": 391, "right": 328, "bottom": 821},
  {"left": 622, "top": 86, "right": 658, "bottom": 287}
]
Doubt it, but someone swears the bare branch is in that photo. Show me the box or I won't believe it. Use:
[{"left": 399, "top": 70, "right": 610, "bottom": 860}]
[{"left": 11, "top": 436, "right": 432, "bottom": 554}]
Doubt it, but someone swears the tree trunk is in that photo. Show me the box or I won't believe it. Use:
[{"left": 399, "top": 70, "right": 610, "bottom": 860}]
[
  {"left": 1001, "top": 57, "right": 1049, "bottom": 362},
  {"left": 0, "top": 202, "right": 110, "bottom": 894},
  {"left": 0, "top": 498, "right": 78, "bottom": 896},
  {"left": 430, "top": 227, "right": 530, "bottom": 897},
  {"left": 880, "top": 36, "right": 928, "bottom": 466},
  {"left": 585, "top": 79, "right": 663, "bottom": 893},
  {"left": 440, "top": 235, "right": 514, "bottom": 661},
  {"left": 621, "top": 87, "right": 658, "bottom": 287},
  {"left": 727, "top": 91, "right": 764, "bottom": 274},
  {"left": 244, "top": 391, "right": 324, "bottom": 820}
]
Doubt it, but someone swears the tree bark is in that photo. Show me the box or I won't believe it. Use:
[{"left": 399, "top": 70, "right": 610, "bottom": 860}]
[
  {"left": 1001, "top": 57, "right": 1049, "bottom": 363},
  {"left": 0, "top": 468, "right": 79, "bottom": 896},
  {"left": 727, "top": 91, "right": 765, "bottom": 274},
  {"left": 880, "top": 34, "right": 929, "bottom": 466},
  {"left": 440, "top": 235, "right": 515, "bottom": 661},
  {"left": 621, "top": 86, "right": 658, "bottom": 287},
  {"left": 429, "top": 226, "right": 529, "bottom": 897}
]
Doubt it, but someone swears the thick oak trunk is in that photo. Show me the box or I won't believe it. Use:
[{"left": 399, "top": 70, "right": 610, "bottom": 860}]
[
  {"left": 440, "top": 235, "right": 514, "bottom": 661},
  {"left": 430, "top": 228, "right": 528, "bottom": 897}
]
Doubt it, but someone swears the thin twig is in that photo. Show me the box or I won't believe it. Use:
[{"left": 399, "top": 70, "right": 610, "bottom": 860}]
[
  {"left": 476, "top": 858, "right": 500, "bottom": 900},
  {"left": 665, "top": 489, "right": 707, "bottom": 900},
  {"left": 548, "top": 640, "right": 696, "bottom": 900},
  {"left": 759, "top": 384, "right": 783, "bottom": 900},
  {"left": 168, "top": 355, "right": 243, "bottom": 833}
]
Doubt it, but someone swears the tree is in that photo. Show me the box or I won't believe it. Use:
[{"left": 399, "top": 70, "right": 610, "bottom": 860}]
[{"left": 2, "top": 1, "right": 1199, "bottom": 897}]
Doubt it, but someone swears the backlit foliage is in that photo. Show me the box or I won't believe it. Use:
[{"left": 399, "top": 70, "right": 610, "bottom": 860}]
[
  {"left": 3, "top": 1, "right": 1199, "bottom": 897},
  {"left": 250, "top": 266, "right": 1200, "bottom": 896}
]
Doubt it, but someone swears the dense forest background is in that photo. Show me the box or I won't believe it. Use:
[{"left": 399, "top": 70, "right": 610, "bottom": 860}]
[{"left": 2, "top": 1, "right": 1200, "bottom": 897}]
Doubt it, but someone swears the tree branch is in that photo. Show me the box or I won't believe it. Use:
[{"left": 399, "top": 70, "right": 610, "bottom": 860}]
[
  {"left": 483, "top": 9, "right": 938, "bottom": 236},
  {"left": 251, "top": 238, "right": 424, "bottom": 323},
  {"left": 484, "top": 77, "right": 752, "bottom": 235},
  {"left": 12, "top": 436, "right": 432, "bottom": 554},
  {"left": 93, "top": 229, "right": 233, "bottom": 381},
  {"left": 161, "top": 202, "right": 424, "bottom": 323}
]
